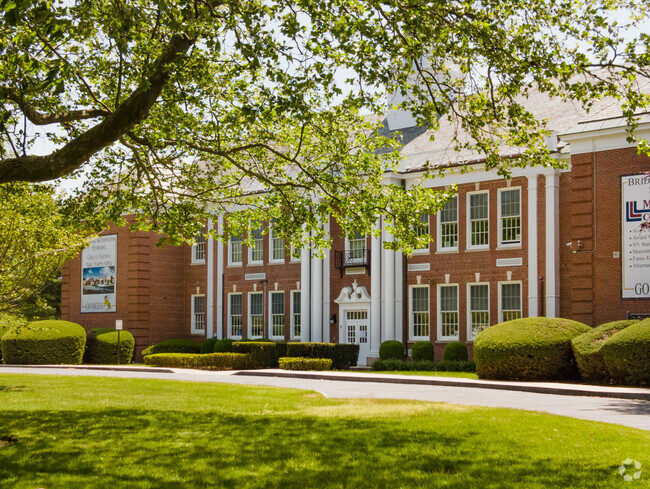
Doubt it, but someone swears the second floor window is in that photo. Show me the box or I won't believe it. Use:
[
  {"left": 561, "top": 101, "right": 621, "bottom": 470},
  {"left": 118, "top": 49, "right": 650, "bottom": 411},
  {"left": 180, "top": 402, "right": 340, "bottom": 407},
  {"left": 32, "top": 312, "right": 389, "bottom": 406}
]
[
  {"left": 414, "top": 213, "right": 430, "bottom": 251},
  {"left": 191, "top": 232, "right": 206, "bottom": 263},
  {"left": 348, "top": 231, "right": 365, "bottom": 262},
  {"left": 249, "top": 225, "right": 264, "bottom": 264},
  {"left": 229, "top": 235, "right": 242, "bottom": 265},
  {"left": 270, "top": 224, "right": 284, "bottom": 262},
  {"left": 438, "top": 196, "right": 458, "bottom": 250},
  {"left": 469, "top": 192, "right": 489, "bottom": 248},
  {"left": 499, "top": 188, "right": 521, "bottom": 246}
]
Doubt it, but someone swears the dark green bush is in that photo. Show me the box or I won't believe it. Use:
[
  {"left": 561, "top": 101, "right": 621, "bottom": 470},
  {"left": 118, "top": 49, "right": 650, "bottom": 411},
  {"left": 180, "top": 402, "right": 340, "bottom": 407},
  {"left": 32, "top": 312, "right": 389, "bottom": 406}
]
[
  {"left": 84, "top": 327, "right": 135, "bottom": 364},
  {"left": 200, "top": 338, "right": 219, "bottom": 354},
  {"left": 332, "top": 344, "right": 359, "bottom": 369},
  {"left": 141, "top": 339, "right": 201, "bottom": 357},
  {"left": 443, "top": 341, "right": 468, "bottom": 362},
  {"left": 286, "top": 342, "right": 359, "bottom": 370},
  {"left": 371, "top": 359, "right": 475, "bottom": 372},
  {"left": 0, "top": 313, "right": 28, "bottom": 363},
  {"left": 474, "top": 317, "right": 590, "bottom": 380},
  {"left": 1, "top": 320, "right": 86, "bottom": 365},
  {"left": 213, "top": 338, "right": 235, "bottom": 352},
  {"left": 232, "top": 342, "right": 278, "bottom": 368},
  {"left": 379, "top": 340, "right": 404, "bottom": 360},
  {"left": 278, "top": 357, "right": 332, "bottom": 371},
  {"left": 601, "top": 319, "right": 650, "bottom": 385},
  {"left": 571, "top": 320, "right": 638, "bottom": 382},
  {"left": 143, "top": 353, "right": 250, "bottom": 370},
  {"left": 411, "top": 341, "right": 434, "bottom": 362}
]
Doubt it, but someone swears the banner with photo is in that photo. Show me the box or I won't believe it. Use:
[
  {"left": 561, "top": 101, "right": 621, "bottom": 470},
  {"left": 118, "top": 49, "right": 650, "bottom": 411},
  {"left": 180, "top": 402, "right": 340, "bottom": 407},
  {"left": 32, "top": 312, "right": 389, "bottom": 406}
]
[
  {"left": 81, "top": 234, "right": 117, "bottom": 313},
  {"left": 621, "top": 174, "right": 650, "bottom": 298}
]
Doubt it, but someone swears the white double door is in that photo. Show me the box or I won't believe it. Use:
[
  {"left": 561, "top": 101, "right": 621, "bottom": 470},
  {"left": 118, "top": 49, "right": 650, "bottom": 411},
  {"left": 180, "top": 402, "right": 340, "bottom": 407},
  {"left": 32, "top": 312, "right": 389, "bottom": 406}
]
[{"left": 343, "top": 309, "right": 370, "bottom": 365}]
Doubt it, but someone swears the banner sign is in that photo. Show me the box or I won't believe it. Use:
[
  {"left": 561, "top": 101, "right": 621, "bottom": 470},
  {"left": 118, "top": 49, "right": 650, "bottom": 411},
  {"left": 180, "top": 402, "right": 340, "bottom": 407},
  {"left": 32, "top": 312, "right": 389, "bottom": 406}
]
[
  {"left": 621, "top": 174, "right": 650, "bottom": 298},
  {"left": 81, "top": 234, "right": 117, "bottom": 312}
]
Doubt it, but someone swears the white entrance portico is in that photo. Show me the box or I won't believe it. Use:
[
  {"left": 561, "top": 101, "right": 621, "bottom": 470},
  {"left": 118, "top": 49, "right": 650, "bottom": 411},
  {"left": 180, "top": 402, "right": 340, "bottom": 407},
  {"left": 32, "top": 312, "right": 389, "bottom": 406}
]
[{"left": 334, "top": 280, "right": 372, "bottom": 365}]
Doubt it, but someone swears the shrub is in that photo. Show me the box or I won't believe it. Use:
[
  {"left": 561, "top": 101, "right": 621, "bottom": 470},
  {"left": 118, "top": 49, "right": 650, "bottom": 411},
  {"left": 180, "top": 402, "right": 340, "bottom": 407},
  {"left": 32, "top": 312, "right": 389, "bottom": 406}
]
[
  {"left": 141, "top": 339, "right": 201, "bottom": 357},
  {"left": 411, "top": 341, "right": 434, "bottom": 362},
  {"left": 1, "top": 320, "right": 86, "bottom": 365},
  {"left": 0, "top": 313, "right": 28, "bottom": 363},
  {"left": 601, "top": 319, "right": 650, "bottom": 385},
  {"left": 571, "top": 320, "right": 638, "bottom": 382},
  {"left": 232, "top": 342, "right": 278, "bottom": 368},
  {"left": 379, "top": 340, "right": 404, "bottom": 360},
  {"left": 144, "top": 353, "right": 250, "bottom": 370},
  {"left": 84, "top": 328, "right": 135, "bottom": 364},
  {"left": 200, "top": 338, "right": 219, "bottom": 354},
  {"left": 213, "top": 338, "right": 235, "bottom": 353},
  {"left": 474, "top": 317, "right": 590, "bottom": 380},
  {"left": 279, "top": 357, "right": 332, "bottom": 371},
  {"left": 443, "top": 342, "right": 468, "bottom": 362},
  {"left": 286, "top": 342, "right": 359, "bottom": 369},
  {"left": 371, "top": 359, "right": 475, "bottom": 372},
  {"left": 332, "top": 344, "right": 359, "bottom": 369}
]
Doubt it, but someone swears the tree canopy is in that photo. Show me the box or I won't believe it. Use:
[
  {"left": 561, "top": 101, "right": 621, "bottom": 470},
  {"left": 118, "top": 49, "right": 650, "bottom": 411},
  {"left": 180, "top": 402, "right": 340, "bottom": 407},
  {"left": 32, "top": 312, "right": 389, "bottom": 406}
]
[{"left": 1, "top": 0, "right": 649, "bottom": 250}]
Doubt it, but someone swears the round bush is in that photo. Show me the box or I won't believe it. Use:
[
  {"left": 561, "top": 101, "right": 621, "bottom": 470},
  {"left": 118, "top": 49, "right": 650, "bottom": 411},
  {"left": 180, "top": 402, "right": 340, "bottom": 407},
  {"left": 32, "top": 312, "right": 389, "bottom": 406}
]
[
  {"left": 213, "top": 338, "right": 235, "bottom": 353},
  {"left": 443, "top": 341, "right": 468, "bottom": 362},
  {"left": 1, "top": 320, "right": 86, "bottom": 365},
  {"left": 141, "top": 339, "right": 201, "bottom": 357},
  {"left": 200, "top": 338, "right": 219, "bottom": 354},
  {"left": 411, "top": 341, "right": 434, "bottom": 362},
  {"left": 84, "top": 327, "right": 135, "bottom": 364},
  {"left": 474, "top": 317, "right": 590, "bottom": 380},
  {"left": 379, "top": 340, "right": 404, "bottom": 360},
  {"left": 0, "top": 313, "right": 28, "bottom": 363},
  {"left": 571, "top": 320, "right": 638, "bottom": 382},
  {"left": 601, "top": 319, "right": 650, "bottom": 385}
]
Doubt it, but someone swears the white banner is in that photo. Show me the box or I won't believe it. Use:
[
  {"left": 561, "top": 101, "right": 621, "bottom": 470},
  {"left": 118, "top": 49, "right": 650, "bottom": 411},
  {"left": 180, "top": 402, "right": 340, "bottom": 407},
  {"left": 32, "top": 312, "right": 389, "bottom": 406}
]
[
  {"left": 81, "top": 234, "right": 117, "bottom": 313},
  {"left": 621, "top": 174, "right": 650, "bottom": 298}
]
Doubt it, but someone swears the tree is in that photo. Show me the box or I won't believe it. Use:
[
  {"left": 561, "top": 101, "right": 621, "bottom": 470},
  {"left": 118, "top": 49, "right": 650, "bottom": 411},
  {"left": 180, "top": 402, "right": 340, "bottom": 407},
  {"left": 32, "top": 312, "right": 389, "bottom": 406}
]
[{"left": 1, "top": 0, "right": 649, "bottom": 250}]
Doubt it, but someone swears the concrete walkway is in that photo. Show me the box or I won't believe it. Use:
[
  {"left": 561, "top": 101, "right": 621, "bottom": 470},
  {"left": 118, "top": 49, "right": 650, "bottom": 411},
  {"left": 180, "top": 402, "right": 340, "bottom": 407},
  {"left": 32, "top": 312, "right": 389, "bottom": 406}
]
[{"left": 1, "top": 365, "right": 649, "bottom": 430}]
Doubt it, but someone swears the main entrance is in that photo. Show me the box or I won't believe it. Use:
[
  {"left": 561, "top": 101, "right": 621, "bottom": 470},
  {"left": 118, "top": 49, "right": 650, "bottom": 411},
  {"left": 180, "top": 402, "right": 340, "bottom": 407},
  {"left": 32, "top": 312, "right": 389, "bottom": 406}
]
[
  {"left": 343, "top": 310, "right": 370, "bottom": 363},
  {"left": 334, "top": 280, "right": 373, "bottom": 365}
]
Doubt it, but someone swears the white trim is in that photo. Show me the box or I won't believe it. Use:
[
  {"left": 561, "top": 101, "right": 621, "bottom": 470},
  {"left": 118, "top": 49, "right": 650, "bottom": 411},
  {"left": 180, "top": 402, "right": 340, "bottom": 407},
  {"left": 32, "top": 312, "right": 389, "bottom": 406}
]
[
  {"left": 269, "top": 290, "right": 285, "bottom": 340},
  {"left": 498, "top": 281, "right": 523, "bottom": 323},
  {"left": 466, "top": 282, "right": 490, "bottom": 342},
  {"left": 545, "top": 172, "right": 560, "bottom": 317},
  {"left": 227, "top": 292, "right": 243, "bottom": 339},
  {"left": 466, "top": 190, "right": 490, "bottom": 250},
  {"left": 290, "top": 289, "right": 301, "bottom": 340},
  {"left": 248, "top": 291, "right": 263, "bottom": 339},
  {"left": 216, "top": 216, "right": 224, "bottom": 339},
  {"left": 497, "top": 187, "right": 522, "bottom": 248},
  {"left": 370, "top": 219, "right": 381, "bottom": 355},
  {"left": 408, "top": 284, "right": 430, "bottom": 341},
  {"left": 300, "top": 241, "right": 311, "bottom": 343},
  {"left": 206, "top": 219, "right": 214, "bottom": 338},
  {"left": 191, "top": 294, "right": 206, "bottom": 335},
  {"left": 527, "top": 176, "right": 538, "bottom": 317},
  {"left": 436, "top": 195, "right": 459, "bottom": 252},
  {"left": 437, "top": 283, "right": 459, "bottom": 341}
]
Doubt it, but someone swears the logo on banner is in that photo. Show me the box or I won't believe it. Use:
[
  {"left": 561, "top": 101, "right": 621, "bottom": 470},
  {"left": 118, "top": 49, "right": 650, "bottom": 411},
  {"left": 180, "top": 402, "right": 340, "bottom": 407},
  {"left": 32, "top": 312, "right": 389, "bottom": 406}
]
[{"left": 625, "top": 200, "right": 650, "bottom": 223}]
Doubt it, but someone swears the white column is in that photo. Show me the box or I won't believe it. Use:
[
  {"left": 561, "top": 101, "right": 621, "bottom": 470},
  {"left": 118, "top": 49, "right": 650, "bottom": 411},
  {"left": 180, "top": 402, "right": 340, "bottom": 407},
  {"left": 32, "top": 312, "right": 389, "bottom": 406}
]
[
  {"left": 300, "top": 238, "right": 311, "bottom": 343},
  {"left": 321, "top": 219, "right": 331, "bottom": 342},
  {"left": 527, "top": 175, "right": 539, "bottom": 317},
  {"left": 382, "top": 221, "right": 395, "bottom": 341},
  {"left": 393, "top": 249, "right": 403, "bottom": 341},
  {"left": 545, "top": 172, "right": 560, "bottom": 317},
  {"left": 311, "top": 240, "right": 323, "bottom": 342},
  {"left": 206, "top": 219, "right": 214, "bottom": 338},
  {"left": 215, "top": 215, "right": 224, "bottom": 339},
  {"left": 370, "top": 219, "right": 382, "bottom": 355}
]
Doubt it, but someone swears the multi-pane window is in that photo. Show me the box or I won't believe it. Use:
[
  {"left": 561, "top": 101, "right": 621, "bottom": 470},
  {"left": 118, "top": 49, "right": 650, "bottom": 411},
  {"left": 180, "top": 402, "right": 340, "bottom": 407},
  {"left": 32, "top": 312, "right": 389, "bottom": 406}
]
[
  {"left": 291, "top": 291, "right": 301, "bottom": 338},
  {"left": 500, "top": 282, "right": 522, "bottom": 322},
  {"left": 270, "top": 223, "right": 285, "bottom": 262},
  {"left": 438, "top": 285, "right": 459, "bottom": 339},
  {"left": 438, "top": 196, "right": 458, "bottom": 250},
  {"left": 229, "top": 235, "right": 242, "bottom": 265},
  {"left": 468, "top": 284, "right": 490, "bottom": 339},
  {"left": 191, "top": 295, "right": 206, "bottom": 333},
  {"left": 191, "top": 233, "right": 206, "bottom": 263},
  {"left": 228, "top": 293, "right": 242, "bottom": 337},
  {"left": 249, "top": 292, "right": 263, "bottom": 337},
  {"left": 270, "top": 291, "right": 285, "bottom": 338},
  {"left": 414, "top": 213, "right": 430, "bottom": 251},
  {"left": 410, "top": 286, "right": 429, "bottom": 338},
  {"left": 499, "top": 188, "right": 521, "bottom": 245},
  {"left": 348, "top": 231, "right": 366, "bottom": 263},
  {"left": 469, "top": 192, "right": 489, "bottom": 248},
  {"left": 249, "top": 225, "right": 264, "bottom": 263}
]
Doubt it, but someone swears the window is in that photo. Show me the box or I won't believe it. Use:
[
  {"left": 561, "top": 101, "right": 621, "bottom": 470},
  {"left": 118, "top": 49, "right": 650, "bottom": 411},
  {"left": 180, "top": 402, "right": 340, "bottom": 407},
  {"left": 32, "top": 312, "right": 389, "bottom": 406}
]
[
  {"left": 228, "top": 293, "right": 242, "bottom": 338},
  {"left": 438, "top": 285, "right": 459, "bottom": 340},
  {"left": 499, "top": 188, "right": 521, "bottom": 246},
  {"left": 229, "top": 235, "right": 242, "bottom": 265},
  {"left": 249, "top": 292, "right": 263, "bottom": 338},
  {"left": 499, "top": 282, "right": 522, "bottom": 322},
  {"left": 468, "top": 192, "right": 489, "bottom": 249},
  {"left": 291, "top": 291, "right": 301, "bottom": 338},
  {"left": 468, "top": 284, "right": 489, "bottom": 340},
  {"left": 347, "top": 231, "right": 366, "bottom": 263},
  {"left": 270, "top": 291, "right": 285, "bottom": 338},
  {"left": 191, "top": 233, "right": 206, "bottom": 263},
  {"left": 249, "top": 225, "right": 264, "bottom": 264},
  {"left": 191, "top": 295, "right": 206, "bottom": 334},
  {"left": 270, "top": 224, "right": 285, "bottom": 262},
  {"left": 290, "top": 245, "right": 301, "bottom": 262},
  {"left": 437, "top": 196, "right": 458, "bottom": 251},
  {"left": 414, "top": 213, "right": 430, "bottom": 252},
  {"left": 410, "top": 286, "right": 429, "bottom": 339}
]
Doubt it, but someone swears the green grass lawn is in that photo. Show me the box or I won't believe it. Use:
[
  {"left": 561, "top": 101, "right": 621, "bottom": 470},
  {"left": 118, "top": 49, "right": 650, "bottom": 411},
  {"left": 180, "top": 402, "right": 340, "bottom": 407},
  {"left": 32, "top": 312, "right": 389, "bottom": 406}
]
[{"left": 0, "top": 374, "right": 647, "bottom": 489}]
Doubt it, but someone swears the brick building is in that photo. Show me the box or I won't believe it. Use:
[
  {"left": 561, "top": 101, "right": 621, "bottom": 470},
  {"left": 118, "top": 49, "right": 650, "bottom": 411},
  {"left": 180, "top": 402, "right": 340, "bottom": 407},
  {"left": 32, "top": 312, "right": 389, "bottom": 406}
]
[{"left": 62, "top": 88, "right": 650, "bottom": 364}]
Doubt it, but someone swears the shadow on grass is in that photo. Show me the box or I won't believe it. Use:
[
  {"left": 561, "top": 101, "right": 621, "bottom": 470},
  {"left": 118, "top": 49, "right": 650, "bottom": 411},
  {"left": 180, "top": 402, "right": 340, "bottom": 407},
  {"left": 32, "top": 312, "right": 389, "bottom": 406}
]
[{"left": 0, "top": 409, "right": 628, "bottom": 489}]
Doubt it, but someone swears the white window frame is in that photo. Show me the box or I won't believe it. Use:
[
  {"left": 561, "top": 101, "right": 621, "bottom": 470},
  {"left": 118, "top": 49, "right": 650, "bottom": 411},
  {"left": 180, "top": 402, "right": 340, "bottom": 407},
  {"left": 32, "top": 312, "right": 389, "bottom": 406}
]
[
  {"left": 248, "top": 291, "right": 264, "bottom": 338},
  {"left": 413, "top": 213, "right": 430, "bottom": 253},
  {"left": 498, "top": 187, "right": 522, "bottom": 248},
  {"left": 466, "top": 191, "right": 489, "bottom": 250},
  {"left": 227, "top": 292, "right": 243, "bottom": 339},
  {"left": 290, "top": 290, "right": 301, "bottom": 339},
  {"left": 289, "top": 245, "right": 301, "bottom": 262},
  {"left": 467, "top": 282, "right": 490, "bottom": 341},
  {"left": 437, "top": 195, "right": 459, "bottom": 252},
  {"left": 345, "top": 231, "right": 366, "bottom": 264},
  {"left": 191, "top": 294, "right": 206, "bottom": 334},
  {"left": 409, "top": 285, "right": 430, "bottom": 340},
  {"left": 228, "top": 235, "right": 243, "bottom": 266},
  {"left": 437, "top": 284, "right": 459, "bottom": 341},
  {"left": 248, "top": 225, "right": 264, "bottom": 265},
  {"left": 498, "top": 281, "right": 523, "bottom": 323},
  {"left": 269, "top": 225, "right": 285, "bottom": 263},
  {"left": 191, "top": 233, "right": 206, "bottom": 264},
  {"left": 269, "top": 291, "right": 285, "bottom": 340}
]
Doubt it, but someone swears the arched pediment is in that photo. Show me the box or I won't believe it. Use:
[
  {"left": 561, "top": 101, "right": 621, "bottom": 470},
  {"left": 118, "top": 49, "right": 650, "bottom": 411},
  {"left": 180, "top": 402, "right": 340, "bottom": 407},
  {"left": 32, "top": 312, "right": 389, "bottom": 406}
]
[{"left": 334, "top": 280, "right": 371, "bottom": 304}]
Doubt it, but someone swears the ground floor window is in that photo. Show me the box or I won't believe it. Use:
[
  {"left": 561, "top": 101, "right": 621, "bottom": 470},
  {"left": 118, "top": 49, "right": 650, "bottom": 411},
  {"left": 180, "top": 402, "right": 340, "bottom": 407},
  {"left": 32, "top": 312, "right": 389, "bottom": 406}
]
[
  {"left": 249, "top": 292, "right": 263, "bottom": 338},
  {"left": 499, "top": 282, "right": 522, "bottom": 322},
  {"left": 291, "top": 291, "right": 301, "bottom": 338},
  {"left": 270, "top": 291, "right": 285, "bottom": 338},
  {"left": 410, "top": 285, "right": 430, "bottom": 339},
  {"left": 228, "top": 293, "right": 242, "bottom": 338},
  {"left": 468, "top": 283, "right": 489, "bottom": 340},
  {"left": 191, "top": 295, "right": 206, "bottom": 334},
  {"left": 438, "top": 285, "right": 459, "bottom": 340}
]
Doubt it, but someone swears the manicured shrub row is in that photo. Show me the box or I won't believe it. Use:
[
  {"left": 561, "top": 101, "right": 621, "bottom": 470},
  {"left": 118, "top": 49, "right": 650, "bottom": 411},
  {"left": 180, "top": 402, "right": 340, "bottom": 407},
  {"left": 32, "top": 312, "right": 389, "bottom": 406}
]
[
  {"left": 143, "top": 352, "right": 250, "bottom": 370},
  {"left": 411, "top": 341, "right": 434, "bottom": 362},
  {"left": 372, "top": 359, "right": 476, "bottom": 372},
  {"left": 601, "top": 320, "right": 650, "bottom": 385},
  {"left": 279, "top": 357, "right": 332, "bottom": 371},
  {"left": 232, "top": 341, "right": 286, "bottom": 368},
  {"left": 84, "top": 328, "right": 135, "bottom": 364},
  {"left": 0, "top": 313, "right": 28, "bottom": 363},
  {"left": 1, "top": 320, "right": 86, "bottom": 365},
  {"left": 379, "top": 340, "right": 404, "bottom": 360},
  {"left": 443, "top": 341, "right": 468, "bottom": 362},
  {"left": 200, "top": 337, "right": 219, "bottom": 354},
  {"left": 213, "top": 338, "right": 235, "bottom": 352},
  {"left": 141, "top": 339, "right": 201, "bottom": 357},
  {"left": 286, "top": 342, "right": 358, "bottom": 370}
]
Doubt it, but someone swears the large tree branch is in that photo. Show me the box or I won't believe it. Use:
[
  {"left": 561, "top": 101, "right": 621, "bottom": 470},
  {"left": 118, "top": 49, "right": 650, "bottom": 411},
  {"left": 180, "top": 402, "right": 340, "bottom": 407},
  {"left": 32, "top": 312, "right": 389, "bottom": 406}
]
[{"left": 0, "top": 33, "right": 194, "bottom": 184}]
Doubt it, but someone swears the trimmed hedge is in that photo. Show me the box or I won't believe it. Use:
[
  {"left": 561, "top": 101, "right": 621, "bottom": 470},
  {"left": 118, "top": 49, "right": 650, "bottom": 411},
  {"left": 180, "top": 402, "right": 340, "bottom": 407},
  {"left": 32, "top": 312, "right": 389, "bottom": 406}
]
[
  {"left": 0, "top": 313, "right": 28, "bottom": 363},
  {"left": 379, "top": 340, "right": 404, "bottom": 360},
  {"left": 601, "top": 319, "right": 650, "bottom": 385},
  {"left": 372, "top": 359, "right": 476, "bottom": 372},
  {"left": 143, "top": 353, "right": 250, "bottom": 370},
  {"left": 141, "top": 339, "right": 201, "bottom": 357},
  {"left": 474, "top": 317, "right": 590, "bottom": 380},
  {"left": 213, "top": 339, "right": 235, "bottom": 353},
  {"left": 411, "top": 341, "right": 434, "bottom": 362},
  {"left": 84, "top": 327, "right": 135, "bottom": 364},
  {"left": 571, "top": 320, "right": 638, "bottom": 382},
  {"left": 279, "top": 357, "right": 332, "bottom": 371},
  {"left": 200, "top": 338, "right": 219, "bottom": 354},
  {"left": 286, "top": 342, "right": 359, "bottom": 370},
  {"left": 443, "top": 342, "right": 468, "bottom": 362},
  {"left": 232, "top": 342, "right": 278, "bottom": 368},
  {"left": 1, "top": 320, "right": 86, "bottom": 365}
]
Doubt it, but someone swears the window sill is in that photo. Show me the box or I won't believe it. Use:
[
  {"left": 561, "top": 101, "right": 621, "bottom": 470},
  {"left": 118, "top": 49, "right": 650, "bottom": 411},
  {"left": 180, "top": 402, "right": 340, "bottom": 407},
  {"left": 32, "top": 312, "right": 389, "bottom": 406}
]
[
  {"left": 437, "top": 337, "right": 460, "bottom": 343},
  {"left": 227, "top": 263, "right": 243, "bottom": 268},
  {"left": 190, "top": 331, "right": 205, "bottom": 336},
  {"left": 269, "top": 260, "right": 286, "bottom": 265},
  {"left": 190, "top": 260, "right": 206, "bottom": 265},
  {"left": 465, "top": 247, "right": 489, "bottom": 253},
  {"left": 248, "top": 261, "right": 264, "bottom": 267},
  {"left": 412, "top": 249, "right": 430, "bottom": 255},
  {"left": 435, "top": 249, "right": 459, "bottom": 254},
  {"left": 496, "top": 244, "right": 522, "bottom": 250}
]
